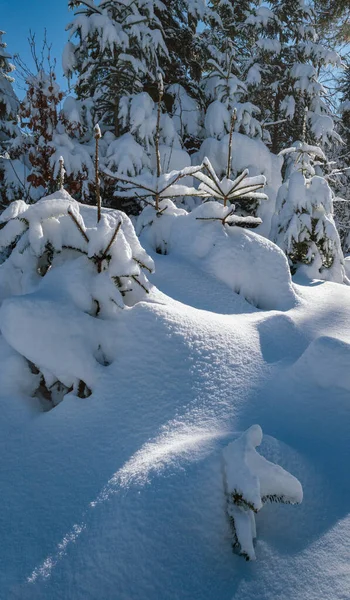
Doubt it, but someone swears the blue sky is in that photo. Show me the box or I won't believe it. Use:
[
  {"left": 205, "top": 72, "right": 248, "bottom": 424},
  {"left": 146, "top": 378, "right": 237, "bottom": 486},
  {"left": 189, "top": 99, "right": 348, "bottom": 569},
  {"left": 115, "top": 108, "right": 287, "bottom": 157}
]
[{"left": 1, "top": 0, "right": 72, "bottom": 96}]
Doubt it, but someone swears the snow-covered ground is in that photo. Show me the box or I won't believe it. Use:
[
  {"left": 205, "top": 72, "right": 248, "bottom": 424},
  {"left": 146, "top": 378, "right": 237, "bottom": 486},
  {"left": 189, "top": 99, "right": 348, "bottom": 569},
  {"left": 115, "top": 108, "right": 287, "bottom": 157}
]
[{"left": 1, "top": 244, "right": 350, "bottom": 600}]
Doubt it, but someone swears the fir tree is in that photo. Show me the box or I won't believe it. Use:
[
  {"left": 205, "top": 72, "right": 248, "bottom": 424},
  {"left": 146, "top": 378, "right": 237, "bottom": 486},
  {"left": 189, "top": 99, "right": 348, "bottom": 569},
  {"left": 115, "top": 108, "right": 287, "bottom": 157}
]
[
  {"left": 272, "top": 141, "right": 346, "bottom": 282},
  {"left": 243, "top": 1, "right": 342, "bottom": 153},
  {"left": 64, "top": 0, "right": 168, "bottom": 135},
  {"left": 64, "top": 1, "right": 215, "bottom": 213},
  {"left": 203, "top": 0, "right": 263, "bottom": 141},
  {"left": 0, "top": 30, "right": 22, "bottom": 208}
]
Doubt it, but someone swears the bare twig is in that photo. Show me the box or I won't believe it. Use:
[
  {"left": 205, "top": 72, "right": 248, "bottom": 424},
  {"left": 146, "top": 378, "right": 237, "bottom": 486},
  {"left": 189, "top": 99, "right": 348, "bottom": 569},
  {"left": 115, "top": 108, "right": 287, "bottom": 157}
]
[
  {"left": 59, "top": 156, "right": 65, "bottom": 190},
  {"left": 94, "top": 124, "right": 102, "bottom": 223},
  {"left": 133, "top": 257, "right": 153, "bottom": 273},
  {"left": 131, "top": 275, "right": 149, "bottom": 293},
  {"left": 67, "top": 208, "right": 89, "bottom": 242},
  {"left": 101, "top": 221, "right": 121, "bottom": 258},
  {"left": 155, "top": 72, "right": 164, "bottom": 211},
  {"left": 226, "top": 108, "right": 237, "bottom": 183}
]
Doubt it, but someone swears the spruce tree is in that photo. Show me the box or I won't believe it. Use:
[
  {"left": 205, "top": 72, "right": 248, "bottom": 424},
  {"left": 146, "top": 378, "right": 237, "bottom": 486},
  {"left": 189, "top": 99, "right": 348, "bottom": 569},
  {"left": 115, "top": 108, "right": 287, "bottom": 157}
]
[
  {"left": 64, "top": 0, "right": 168, "bottom": 135},
  {"left": 272, "top": 142, "right": 346, "bottom": 282},
  {"left": 0, "top": 30, "right": 22, "bottom": 208},
  {"left": 65, "top": 0, "right": 214, "bottom": 212},
  {"left": 200, "top": 1, "right": 263, "bottom": 143},
  {"left": 243, "top": 1, "right": 342, "bottom": 153}
]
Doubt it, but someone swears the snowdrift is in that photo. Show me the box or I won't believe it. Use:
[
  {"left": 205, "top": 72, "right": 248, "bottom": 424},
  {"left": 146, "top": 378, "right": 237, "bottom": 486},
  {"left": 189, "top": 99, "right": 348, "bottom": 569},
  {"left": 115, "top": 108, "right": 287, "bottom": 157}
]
[
  {"left": 0, "top": 194, "right": 349, "bottom": 600},
  {"left": 138, "top": 200, "right": 297, "bottom": 311}
]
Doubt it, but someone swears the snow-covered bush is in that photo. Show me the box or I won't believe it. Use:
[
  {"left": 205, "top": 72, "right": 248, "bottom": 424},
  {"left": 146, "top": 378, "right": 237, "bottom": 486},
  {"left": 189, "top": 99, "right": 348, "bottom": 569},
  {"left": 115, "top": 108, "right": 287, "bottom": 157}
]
[
  {"left": 272, "top": 144, "right": 347, "bottom": 283},
  {"left": 103, "top": 163, "right": 205, "bottom": 214},
  {"left": 0, "top": 189, "right": 154, "bottom": 403},
  {"left": 192, "top": 157, "right": 267, "bottom": 225},
  {"left": 193, "top": 133, "right": 283, "bottom": 237},
  {"left": 223, "top": 425, "right": 303, "bottom": 561}
]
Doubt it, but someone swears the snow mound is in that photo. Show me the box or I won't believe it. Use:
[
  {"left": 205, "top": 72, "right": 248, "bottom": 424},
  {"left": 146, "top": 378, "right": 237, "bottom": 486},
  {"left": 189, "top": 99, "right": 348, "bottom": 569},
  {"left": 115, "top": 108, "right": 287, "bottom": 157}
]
[
  {"left": 223, "top": 425, "right": 303, "bottom": 561},
  {"left": 0, "top": 335, "right": 38, "bottom": 398},
  {"left": 0, "top": 284, "right": 103, "bottom": 392},
  {"left": 139, "top": 200, "right": 297, "bottom": 311},
  {"left": 257, "top": 313, "right": 308, "bottom": 364},
  {"left": 292, "top": 335, "right": 350, "bottom": 391}
]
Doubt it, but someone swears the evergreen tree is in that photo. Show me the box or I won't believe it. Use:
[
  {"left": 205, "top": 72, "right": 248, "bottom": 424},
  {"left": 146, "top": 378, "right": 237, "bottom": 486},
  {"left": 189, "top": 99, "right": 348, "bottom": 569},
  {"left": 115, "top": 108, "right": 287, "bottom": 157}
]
[
  {"left": 243, "top": 1, "right": 342, "bottom": 153},
  {"left": 203, "top": 0, "right": 263, "bottom": 141},
  {"left": 0, "top": 30, "right": 23, "bottom": 208},
  {"left": 272, "top": 142, "right": 346, "bottom": 282},
  {"left": 64, "top": 0, "right": 168, "bottom": 134},
  {"left": 12, "top": 37, "right": 95, "bottom": 202},
  {"left": 64, "top": 0, "right": 215, "bottom": 212}
]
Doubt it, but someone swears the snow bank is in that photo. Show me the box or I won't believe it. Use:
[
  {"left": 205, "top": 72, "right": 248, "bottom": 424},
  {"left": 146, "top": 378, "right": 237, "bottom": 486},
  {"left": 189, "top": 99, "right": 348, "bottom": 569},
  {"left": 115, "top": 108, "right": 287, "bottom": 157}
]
[
  {"left": 0, "top": 279, "right": 104, "bottom": 392},
  {"left": 138, "top": 200, "right": 297, "bottom": 311}
]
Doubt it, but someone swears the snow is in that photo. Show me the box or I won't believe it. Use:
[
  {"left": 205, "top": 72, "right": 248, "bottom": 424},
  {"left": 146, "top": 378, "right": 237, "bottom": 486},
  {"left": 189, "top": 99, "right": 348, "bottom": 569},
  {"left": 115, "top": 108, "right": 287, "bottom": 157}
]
[
  {"left": 138, "top": 199, "right": 297, "bottom": 311},
  {"left": 0, "top": 225, "right": 349, "bottom": 598}
]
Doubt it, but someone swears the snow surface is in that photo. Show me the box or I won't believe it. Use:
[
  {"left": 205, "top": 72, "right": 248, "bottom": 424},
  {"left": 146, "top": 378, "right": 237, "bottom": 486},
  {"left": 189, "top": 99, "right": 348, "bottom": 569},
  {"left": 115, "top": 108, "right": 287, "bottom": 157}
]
[{"left": 0, "top": 208, "right": 350, "bottom": 598}]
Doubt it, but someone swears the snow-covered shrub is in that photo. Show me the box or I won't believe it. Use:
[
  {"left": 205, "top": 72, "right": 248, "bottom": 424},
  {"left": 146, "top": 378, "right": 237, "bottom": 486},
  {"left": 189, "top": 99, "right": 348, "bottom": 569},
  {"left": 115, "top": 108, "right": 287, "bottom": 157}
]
[
  {"left": 272, "top": 144, "right": 347, "bottom": 283},
  {"left": 103, "top": 164, "right": 205, "bottom": 214},
  {"left": 193, "top": 133, "right": 283, "bottom": 237},
  {"left": 223, "top": 425, "right": 303, "bottom": 561},
  {"left": 0, "top": 189, "right": 154, "bottom": 403},
  {"left": 192, "top": 157, "right": 267, "bottom": 225}
]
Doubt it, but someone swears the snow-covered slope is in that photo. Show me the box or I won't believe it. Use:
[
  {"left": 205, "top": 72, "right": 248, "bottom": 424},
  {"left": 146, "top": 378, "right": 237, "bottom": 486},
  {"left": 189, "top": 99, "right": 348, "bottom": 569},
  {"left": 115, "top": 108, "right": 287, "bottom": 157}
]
[{"left": 1, "top": 246, "right": 350, "bottom": 599}]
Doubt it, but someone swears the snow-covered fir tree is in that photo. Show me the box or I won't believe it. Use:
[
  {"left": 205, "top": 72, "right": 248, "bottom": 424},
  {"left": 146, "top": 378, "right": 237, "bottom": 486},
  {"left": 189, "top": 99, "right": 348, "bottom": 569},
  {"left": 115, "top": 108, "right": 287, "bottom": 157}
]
[
  {"left": 243, "top": 0, "right": 342, "bottom": 153},
  {"left": 202, "top": 0, "right": 263, "bottom": 143},
  {"left": 64, "top": 0, "right": 217, "bottom": 213},
  {"left": 0, "top": 31, "right": 18, "bottom": 149},
  {"left": 272, "top": 141, "right": 347, "bottom": 282},
  {"left": 64, "top": 0, "right": 168, "bottom": 134},
  {"left": 0, "top": 30, "right": 23, "bottom": 208},
  {"left": 325, "top": 61, "right": 350, "bottom": 254}
]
